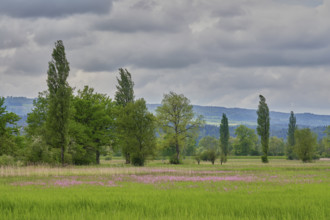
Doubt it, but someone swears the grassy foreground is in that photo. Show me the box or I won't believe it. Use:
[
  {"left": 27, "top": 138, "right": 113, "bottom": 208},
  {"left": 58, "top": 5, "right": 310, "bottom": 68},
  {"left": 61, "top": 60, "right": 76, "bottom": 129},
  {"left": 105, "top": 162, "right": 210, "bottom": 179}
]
[{"left": 0, "top": 159, "right": 329, "bottom": 220}]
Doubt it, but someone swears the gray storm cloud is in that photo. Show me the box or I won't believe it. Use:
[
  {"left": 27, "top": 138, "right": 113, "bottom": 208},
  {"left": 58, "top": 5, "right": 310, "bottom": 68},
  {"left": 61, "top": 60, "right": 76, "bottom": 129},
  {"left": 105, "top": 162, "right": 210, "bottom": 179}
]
[
  {"left": 0, "top": 0, "right": 329, "bottom": 114},
  {"left": 0, "top": 0, "right": 112, "bottom": 18}
]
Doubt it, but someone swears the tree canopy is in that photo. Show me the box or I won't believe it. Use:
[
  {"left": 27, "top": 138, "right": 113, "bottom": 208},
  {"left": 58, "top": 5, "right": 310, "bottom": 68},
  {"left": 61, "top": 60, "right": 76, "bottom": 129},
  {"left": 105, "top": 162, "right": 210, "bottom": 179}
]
[
  {"left": 156, "top": 92, "right": 203, "bottom": 164},
  {"left": 233, "top": 125, "right": 258, "bottom": 156},
  {"left": 294, "top": 128, "right": 317, "bottom": 162},
  {"left": 0, "top": 97, "right": 21, "bottom": 156},
  {"left": 116, "top": 99, "right": 156, "bottom": 166}
]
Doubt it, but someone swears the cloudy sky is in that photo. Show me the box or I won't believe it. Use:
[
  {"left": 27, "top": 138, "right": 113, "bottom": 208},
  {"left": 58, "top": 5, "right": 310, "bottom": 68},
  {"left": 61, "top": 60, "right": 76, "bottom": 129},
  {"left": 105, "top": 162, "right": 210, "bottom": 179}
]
[{"left": 0, "top": 0, "right": 329, "bottom": 114}]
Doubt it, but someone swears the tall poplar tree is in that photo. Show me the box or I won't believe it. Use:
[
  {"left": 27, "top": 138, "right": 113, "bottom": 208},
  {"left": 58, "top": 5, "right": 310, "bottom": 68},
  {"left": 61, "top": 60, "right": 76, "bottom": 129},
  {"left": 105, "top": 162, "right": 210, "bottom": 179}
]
[
  {"left": 220, "top": 113, "right": 229, "bottom": 165},
  {"left": 114, "top": 68, "right": 135, "bottom": 164},
  {"left": 286, "top": 111, "right": 297, "bottom": 160},
  {"left": 115, "top": 68, "right": 134, "bottom": 107},
  {"left": 257, "top": 95, "right": 270, "bottom": 163},
  {"left": 46, "top": 40, "right": 72, "bottom": 166}
]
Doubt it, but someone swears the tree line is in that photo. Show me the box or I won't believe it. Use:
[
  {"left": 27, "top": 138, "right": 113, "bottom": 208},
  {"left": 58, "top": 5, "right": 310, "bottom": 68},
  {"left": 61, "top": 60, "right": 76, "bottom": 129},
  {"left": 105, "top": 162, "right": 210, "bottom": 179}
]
[{"left": 0, "top": 41, "right": 329, "bottom": 166}]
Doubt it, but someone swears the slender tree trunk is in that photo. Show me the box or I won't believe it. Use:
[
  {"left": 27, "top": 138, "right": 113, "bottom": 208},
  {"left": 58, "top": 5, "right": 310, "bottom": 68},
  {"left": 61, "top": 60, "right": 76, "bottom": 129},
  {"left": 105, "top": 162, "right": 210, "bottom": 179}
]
[
  {"left": 175, "top": 126, "right": 180, "bottom": 162},
  {"left": 175, "top": 137, "right": 180, "bottom": 162},
  {"left": 125, "top": 153, "right": 130, "bottom": 164},
  {"left": 61, "top": 132, "right": 65, "bottom": 166},
  {"left": 61, "top": 146, "right": 64, "bottom": 166}
]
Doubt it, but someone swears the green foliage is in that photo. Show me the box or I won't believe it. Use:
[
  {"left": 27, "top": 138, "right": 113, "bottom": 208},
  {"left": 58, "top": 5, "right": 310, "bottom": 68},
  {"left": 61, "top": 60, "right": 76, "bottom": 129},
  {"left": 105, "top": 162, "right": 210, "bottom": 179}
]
[
  {"left": 199, "top": 136, "right": 218, "bottom": 151},
  {"left": 220, "top": 113, "right": 229, "bottom": 164},
  {"left": 194, "top": 154, "right": 201, "bottom": 164},
  {"left": 0, "top": 155, "right": 15, "bottom": 166},
  {"left": 131, "top": 152, "right": 145, "bottom": 166},
  {"left": 114, "top": 68, "right": 135, "bottom": 163},
  {"left": 25, "top": 137, "right": 58, "bottom": 164},
  {"left": 269, "top": 136, "right": 285, "bottom": 156},
  {"left": 46, "top": 40, "right": 72, "bottom": 165},
  {"left": 116, "top": 99, "right": 156, "bottom": 166},
  {"left": 0, "top": 97, "right": 21, "bottom": 157},
  {"left": 169, "top": 154, "right": 181, "bottom": 164},
  {"left": 294, "top": 128, "right": 317, "bottom": 162},
  {"left": 286, "top": 111, "right": 297, "bottom": 160},
  {"left": 233, "top": 125, "right": 258, "bottom": 156},
  {"left": 115, "top": 68, "right": 134, "bottom": 107},
  {"left": 198, "top": 136, "right": 219, "bottom": 164},
  {"left": 257, "top": 95, "right": 270, "bottom": 163},
  {"left": 156, "top": 92, "right": 203, "bottom": 164},
  {"left": 318, "top": 126, "right": 330, "bottom": 157},
  {"left": 71, "top": 86, "right": 116, "bottom": 165},
  {"left": 25, "top": 91, "right": 48, "bottom": 138}
]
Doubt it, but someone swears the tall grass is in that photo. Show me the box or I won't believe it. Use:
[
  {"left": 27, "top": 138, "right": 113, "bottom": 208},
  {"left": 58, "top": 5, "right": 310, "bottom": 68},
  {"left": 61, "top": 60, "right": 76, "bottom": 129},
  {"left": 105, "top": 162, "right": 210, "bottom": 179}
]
[
  {"left": 0, "top": 182, "right": 328, "bottom": 219},
  {"left": 0, "top": 159, "right": 329, "bottom": 219}
]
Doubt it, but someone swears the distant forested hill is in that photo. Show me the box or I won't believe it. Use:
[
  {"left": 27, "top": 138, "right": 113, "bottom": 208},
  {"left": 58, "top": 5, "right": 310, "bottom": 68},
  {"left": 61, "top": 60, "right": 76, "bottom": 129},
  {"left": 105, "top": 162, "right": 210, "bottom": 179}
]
[
  {"left": 147, "top": 104, "right": 330, "bottom": 127},
  {"left": 3, "top": 97, "right": 329, "bottom": 139},
  {"left": 148, "top": 104, "right": 330, "bottom": 140},
  {"left": 4, "top": 97, "right": 34, "bottom": 127},
  {"left": 4, "top": 97, "right": 34, "bottom": 116}
]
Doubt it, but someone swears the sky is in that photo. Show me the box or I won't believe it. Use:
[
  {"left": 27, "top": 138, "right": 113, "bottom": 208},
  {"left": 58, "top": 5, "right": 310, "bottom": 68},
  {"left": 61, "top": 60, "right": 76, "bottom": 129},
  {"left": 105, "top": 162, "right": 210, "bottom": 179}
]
[{"left": 0, "top": 0, "right": 329, "bottom": 114}]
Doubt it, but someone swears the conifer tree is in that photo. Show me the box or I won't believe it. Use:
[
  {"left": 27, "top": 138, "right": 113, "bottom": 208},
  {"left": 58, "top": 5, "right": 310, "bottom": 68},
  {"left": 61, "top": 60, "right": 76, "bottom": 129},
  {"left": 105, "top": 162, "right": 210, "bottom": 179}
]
[
  {"left": 46, "top": 40, "right": 72, "bottom": 166},
  {"left": 220, "top": 113, "right": 229, "bottom": 165},
  {"left": 257, "top": 95, "right": 270, "bottom": 163}
]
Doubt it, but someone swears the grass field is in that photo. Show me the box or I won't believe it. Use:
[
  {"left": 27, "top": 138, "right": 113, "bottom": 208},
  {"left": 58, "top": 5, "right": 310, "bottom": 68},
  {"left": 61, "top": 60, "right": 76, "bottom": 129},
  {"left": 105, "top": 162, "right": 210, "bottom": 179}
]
[{"left": 0, "top": 158, "right": 329, "bottom": 219}]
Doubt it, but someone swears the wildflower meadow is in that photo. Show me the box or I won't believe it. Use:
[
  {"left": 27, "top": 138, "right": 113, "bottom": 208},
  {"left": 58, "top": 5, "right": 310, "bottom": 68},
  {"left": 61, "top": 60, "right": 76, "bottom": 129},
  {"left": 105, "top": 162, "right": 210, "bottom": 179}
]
[{"left": 0, "top": 158, "right": 329, "bottom": 219}]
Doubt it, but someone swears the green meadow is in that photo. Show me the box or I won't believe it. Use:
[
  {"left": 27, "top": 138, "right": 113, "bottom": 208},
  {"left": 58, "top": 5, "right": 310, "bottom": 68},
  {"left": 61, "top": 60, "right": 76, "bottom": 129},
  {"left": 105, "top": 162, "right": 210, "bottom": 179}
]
[{"left": 0, "top": 158, "right": 329, "bottom": 220}]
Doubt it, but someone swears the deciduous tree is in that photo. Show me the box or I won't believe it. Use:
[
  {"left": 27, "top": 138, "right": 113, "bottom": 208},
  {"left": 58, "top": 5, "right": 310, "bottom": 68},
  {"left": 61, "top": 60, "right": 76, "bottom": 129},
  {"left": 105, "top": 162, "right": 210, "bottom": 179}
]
[
  {"left": 116, "top": 99, "right": 156, "bottom": 166},
  {"left": 71, "top": 86, "right": 116, "bottom": 164},
  {"left": 269, "top": 136, "right": 285, "bottom": 156},
  {"left": 156, "top": 92, "right": 203, "bottom": 164},
  {"left": 233, "top": 125, "right": 258, "bottom": 156},
  {"left": 198, "top": 136, "right": 218, "bottom": 165},
  {"left": 294, "top": 128, "right": 317, "bottom": 162},
  {"left": 0, "top": 97, "right": 21, "bottom": 156}
]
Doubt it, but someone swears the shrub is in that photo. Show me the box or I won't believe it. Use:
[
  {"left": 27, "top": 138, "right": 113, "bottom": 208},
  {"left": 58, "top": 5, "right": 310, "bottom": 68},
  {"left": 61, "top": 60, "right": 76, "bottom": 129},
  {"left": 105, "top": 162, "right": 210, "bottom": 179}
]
[
  {"left": 294, "top": 128, "right": 317, "bottom": 163},
  {"left": 105, "top": 156, "right": 112, "bottom": 161},
  {"left": 194, "top": 155, "right": 201, "bottom": 165},
  {"left": 131, "top": 153, "right": 145, "bottom": 166},
  {"left": 0, "top": 155, "right": 16, "bottom": 166},
  {"left": 261, "top": 155, "right": 268, "bottom": 163},
  {"left": 169, "top": 154, "right": 181, "bottom": 164}
]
